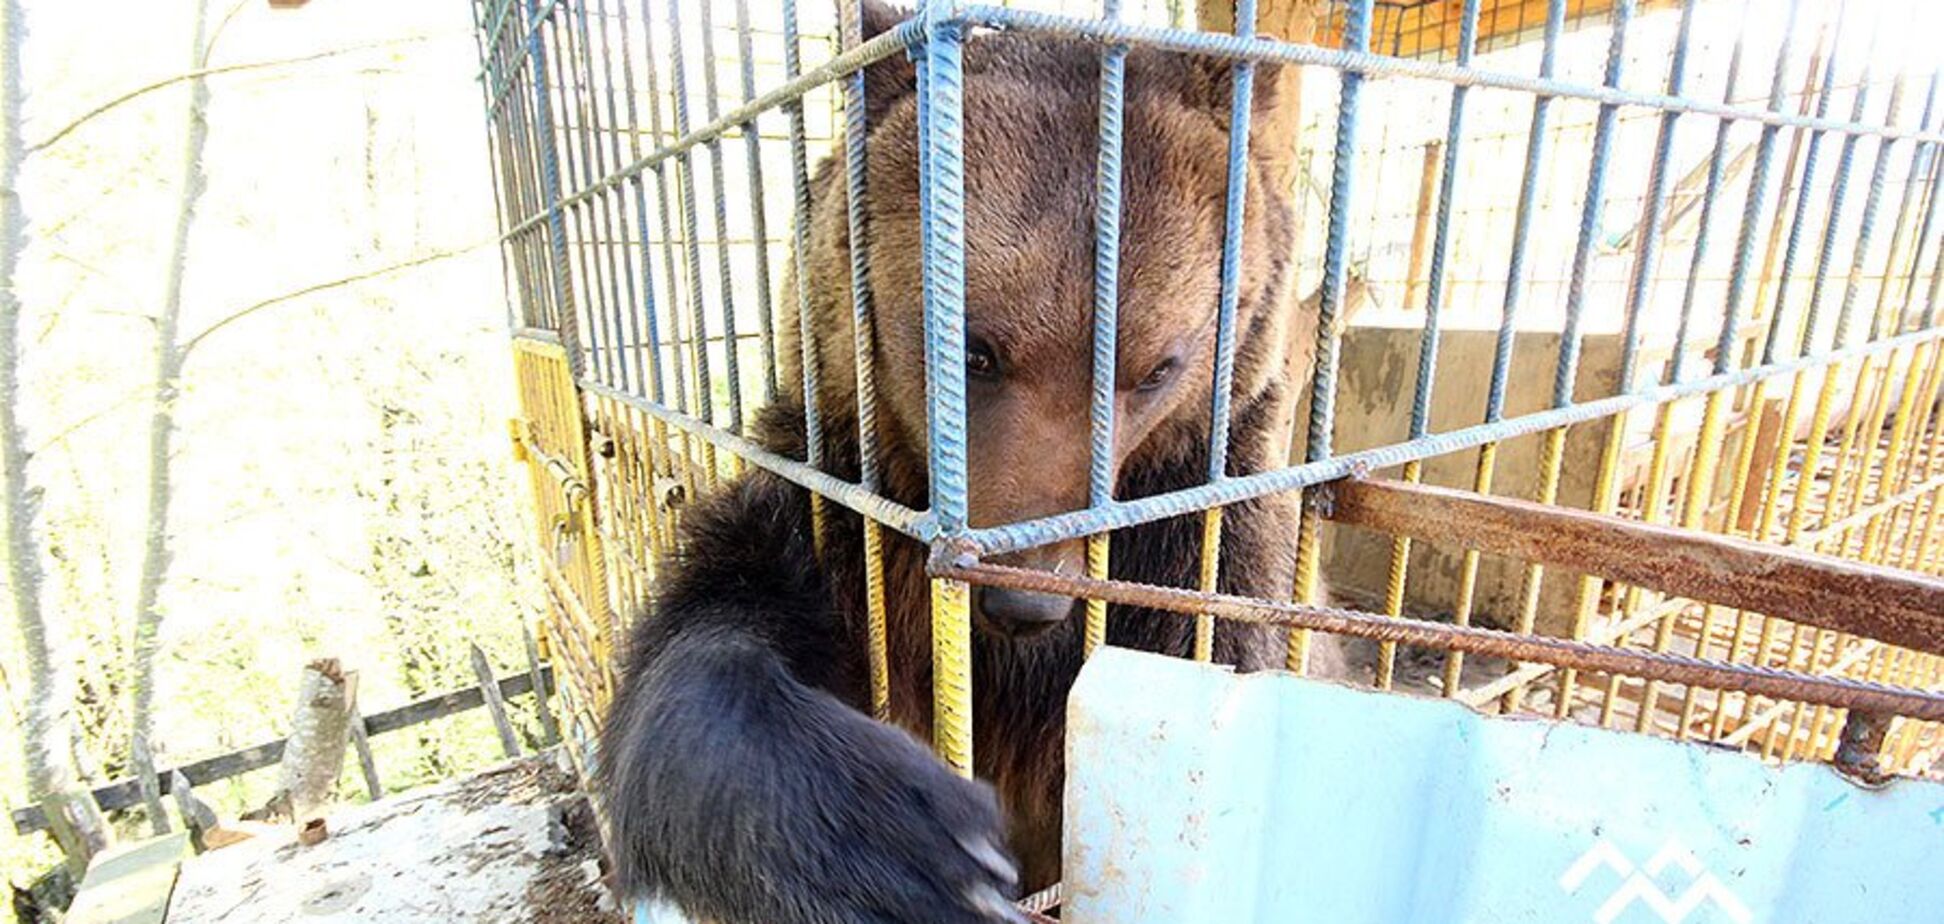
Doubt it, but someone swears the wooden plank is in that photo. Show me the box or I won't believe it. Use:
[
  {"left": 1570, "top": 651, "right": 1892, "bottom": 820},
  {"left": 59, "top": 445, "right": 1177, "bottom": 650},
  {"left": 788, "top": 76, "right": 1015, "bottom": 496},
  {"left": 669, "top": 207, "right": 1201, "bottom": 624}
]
[
  {"left": 1327, "top": 478, "right": 1944, "bottom": 656},
  {"left": 346, "top": 675, "right": 385, "bottom": 800},
  {"left": 1403, "top": 140, "right": 1445, "bottom": 313},
  {"left": 1736, "top": 396, "right": 1786, "bottom": 533},
  {"left": 472, "top": 644, "right": 522, "bottom": 759},
  {"left": 66, "top": 831, "right": 190, "bottom": 924},
  {"left": 10, "top": 667, "right": 550, "bottom": 834},
  {"left": 169, "top": 771, "right": 217, "bottom": 853}
]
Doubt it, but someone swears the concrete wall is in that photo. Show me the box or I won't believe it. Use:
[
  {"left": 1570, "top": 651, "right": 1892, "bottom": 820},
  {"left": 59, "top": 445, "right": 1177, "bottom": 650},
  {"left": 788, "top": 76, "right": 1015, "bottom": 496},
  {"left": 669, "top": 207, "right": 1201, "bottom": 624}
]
[{"left": 1320, "top": 326, "right": 1626, "bottom": 637}]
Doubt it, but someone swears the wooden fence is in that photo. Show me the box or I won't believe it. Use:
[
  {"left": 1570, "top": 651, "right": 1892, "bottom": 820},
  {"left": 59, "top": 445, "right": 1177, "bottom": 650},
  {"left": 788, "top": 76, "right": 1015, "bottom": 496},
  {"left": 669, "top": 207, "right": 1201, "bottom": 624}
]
[{"left": 10, "top": 647, "right": 556, "bottom": 837}]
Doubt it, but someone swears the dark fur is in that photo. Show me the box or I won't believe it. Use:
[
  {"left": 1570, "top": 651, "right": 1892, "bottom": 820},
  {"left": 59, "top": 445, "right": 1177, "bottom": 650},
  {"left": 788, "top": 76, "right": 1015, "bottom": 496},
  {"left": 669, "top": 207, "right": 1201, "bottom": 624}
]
[{"left": 598, "top": 5, "right": 1338, "bottom": 921}]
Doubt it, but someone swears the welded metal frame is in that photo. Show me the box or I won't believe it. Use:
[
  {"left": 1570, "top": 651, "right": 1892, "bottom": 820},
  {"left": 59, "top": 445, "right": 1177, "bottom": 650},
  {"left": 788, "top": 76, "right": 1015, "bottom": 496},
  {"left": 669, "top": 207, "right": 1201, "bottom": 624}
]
[{"left": 474, "top": 0, "right": 1944, "bottom": 844}]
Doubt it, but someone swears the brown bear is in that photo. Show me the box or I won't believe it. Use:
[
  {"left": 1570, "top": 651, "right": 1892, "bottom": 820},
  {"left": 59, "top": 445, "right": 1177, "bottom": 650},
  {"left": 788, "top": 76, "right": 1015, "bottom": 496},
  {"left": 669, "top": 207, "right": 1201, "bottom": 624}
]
[{"left": 598, "top": 4, "right": 1339, "bottom": 922}]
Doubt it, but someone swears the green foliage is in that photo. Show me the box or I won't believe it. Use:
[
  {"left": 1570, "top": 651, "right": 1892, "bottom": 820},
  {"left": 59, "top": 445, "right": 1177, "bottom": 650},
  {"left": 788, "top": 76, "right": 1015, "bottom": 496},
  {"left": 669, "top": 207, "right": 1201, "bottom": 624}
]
[{"left": 1, "top": 0, "right": 544, "bottom": 911}]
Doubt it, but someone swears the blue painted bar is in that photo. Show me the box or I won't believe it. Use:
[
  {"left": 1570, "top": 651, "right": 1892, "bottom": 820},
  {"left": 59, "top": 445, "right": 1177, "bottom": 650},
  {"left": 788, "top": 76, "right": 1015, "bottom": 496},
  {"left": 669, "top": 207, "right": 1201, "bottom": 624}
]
[
  {"left": 1618, "top": 0, "right": 1698, "bottom": 391},
  {"left": 1303, "top": 0, "right": 1372, "bottom": 463},
  {"left": 1551, "top": 1, "right": 1632, "bottom": 409},
  {"left": 1405, "top": 0, "right": 1481, "bottom": 438},
  {"left": 734, "top": 0, "right": 779, "bottom": 402},
  {"left": 783, "top": 0, "right": 825, "bottom": 476},
  {"left": 920, "top": 3, "right": 971, "bottom": 532},
  {"left": 842, "top": 0, "right": 884, "bottom": 491},
  {"left": 1484, "top": 0, "right": 1564, "bottom": 424},
  {"left": 1089, "top": 0, "right": 1127, "bottom": 507},
  {"left": 1207, "top": 0, "right": 1257, "bottom": 482}
]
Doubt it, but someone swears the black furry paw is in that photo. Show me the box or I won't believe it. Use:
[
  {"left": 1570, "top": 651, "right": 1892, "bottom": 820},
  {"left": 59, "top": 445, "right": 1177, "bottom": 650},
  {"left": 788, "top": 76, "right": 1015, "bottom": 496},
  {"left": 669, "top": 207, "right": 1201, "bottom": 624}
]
[
  {"left": 770, "top": 705, "right": 1026, "bottom": 924},
  {"left": 605, "top": 651, "right": 1025, "bottom": 924}
]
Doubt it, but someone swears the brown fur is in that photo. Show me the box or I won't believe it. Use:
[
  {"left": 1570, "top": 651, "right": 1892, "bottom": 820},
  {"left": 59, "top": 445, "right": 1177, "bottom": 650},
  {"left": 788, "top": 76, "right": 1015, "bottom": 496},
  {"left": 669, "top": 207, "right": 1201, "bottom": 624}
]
[
  {"left": 768, "top": 3, "right": 1345, "bottom": 889},
  {"left": 598, "top": 7, "right": 1352, "bottom": 919}
]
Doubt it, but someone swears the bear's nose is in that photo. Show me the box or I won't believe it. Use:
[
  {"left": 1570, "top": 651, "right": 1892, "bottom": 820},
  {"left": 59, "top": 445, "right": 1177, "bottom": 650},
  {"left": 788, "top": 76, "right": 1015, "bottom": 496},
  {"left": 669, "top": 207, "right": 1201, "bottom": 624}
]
[{"left": 973, "top": 586, "right": 1076, "bottom": 637}]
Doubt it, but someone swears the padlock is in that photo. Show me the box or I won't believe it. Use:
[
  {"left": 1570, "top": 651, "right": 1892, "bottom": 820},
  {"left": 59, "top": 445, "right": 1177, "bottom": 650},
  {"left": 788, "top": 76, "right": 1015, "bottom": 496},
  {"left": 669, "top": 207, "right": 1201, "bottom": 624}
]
[{"left": 551, "top": 512, "right": 579, "bottom": 567}]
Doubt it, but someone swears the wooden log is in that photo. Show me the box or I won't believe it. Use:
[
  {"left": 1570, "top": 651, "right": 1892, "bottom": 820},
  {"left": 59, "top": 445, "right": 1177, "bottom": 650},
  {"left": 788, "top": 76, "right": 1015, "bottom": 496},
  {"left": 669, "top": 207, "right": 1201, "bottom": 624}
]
[
  {"left": 471, "top": 644, "right": 522, "bottom": 759},
  {"left": 8, "top": 666, "right": 551, "bottom": 834},
  {"left": 272, "top": 658, "right": 354, "bottom": 823}
]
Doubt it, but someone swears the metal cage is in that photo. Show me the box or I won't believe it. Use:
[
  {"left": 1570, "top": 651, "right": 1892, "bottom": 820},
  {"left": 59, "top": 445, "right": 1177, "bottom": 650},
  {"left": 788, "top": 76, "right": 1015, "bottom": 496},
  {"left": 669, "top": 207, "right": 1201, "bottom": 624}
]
[{"left": 471, "top": 0, "right": 1944, "bottom": 902}]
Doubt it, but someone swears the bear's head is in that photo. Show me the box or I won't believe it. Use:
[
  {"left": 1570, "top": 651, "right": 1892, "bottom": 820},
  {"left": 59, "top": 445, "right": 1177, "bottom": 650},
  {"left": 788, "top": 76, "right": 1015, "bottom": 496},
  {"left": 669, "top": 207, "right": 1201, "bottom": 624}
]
[{"left": 806, "top": 1, "right": 1301, "bottom": 638}]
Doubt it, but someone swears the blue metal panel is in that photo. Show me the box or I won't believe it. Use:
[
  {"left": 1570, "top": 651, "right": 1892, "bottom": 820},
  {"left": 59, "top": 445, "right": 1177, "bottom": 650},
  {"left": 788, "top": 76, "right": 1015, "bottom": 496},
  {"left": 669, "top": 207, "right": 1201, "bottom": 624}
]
[{"left": 1065, "top": 648, "right": 1944, "bottom": 924}]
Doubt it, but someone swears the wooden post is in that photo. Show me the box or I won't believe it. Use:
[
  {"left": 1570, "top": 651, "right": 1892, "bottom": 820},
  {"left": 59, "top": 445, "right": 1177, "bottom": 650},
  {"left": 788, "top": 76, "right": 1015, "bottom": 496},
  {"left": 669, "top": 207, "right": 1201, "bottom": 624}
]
[
  {"left": 271, "top": 658, "right": 354, "bottom": 823},
  {"left": 471, "top": 644, "right": 522, "bottom": 759},
  {"left": 38, "top": 788, "right": 109, "bottom": 877},
  {"left": 1404, "top": 140, "right": 1446, "bottom": 313},
  {"left": 168, "top": 770, "right": 216, "bottom": 852},
  {"left": 1736, "top": 397, "right": 1785, "bottom": 534},
  {"left": 522, "top": 623, "right": 560, "bottom": 746},
  {"left": 345, "top": 674, "right": 384, "bottom": 800}
]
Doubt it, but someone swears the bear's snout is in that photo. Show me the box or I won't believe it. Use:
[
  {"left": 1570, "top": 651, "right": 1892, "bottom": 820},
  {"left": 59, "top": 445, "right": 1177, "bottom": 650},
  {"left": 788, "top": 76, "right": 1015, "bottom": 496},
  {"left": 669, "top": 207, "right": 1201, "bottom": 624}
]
[
  {"left": 972, "top": 584, "right": 1078, "bottom": 638},
  {"left": 970, "top": 539, "right": 1086, "bottom": 639}
]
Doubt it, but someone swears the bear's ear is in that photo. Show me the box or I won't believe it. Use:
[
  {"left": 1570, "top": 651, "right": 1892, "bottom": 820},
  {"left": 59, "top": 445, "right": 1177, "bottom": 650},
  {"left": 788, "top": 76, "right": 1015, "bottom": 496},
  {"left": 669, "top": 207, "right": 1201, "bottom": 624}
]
[
  {"left": 1187, "top": 54, "right": 1300, "bottom": 187},
  {"left": 1185, "top": 54, "right": 1286, "bottom": 127},
  {"left": 852, "top": 0, "right": 917, "bottom": 127}
]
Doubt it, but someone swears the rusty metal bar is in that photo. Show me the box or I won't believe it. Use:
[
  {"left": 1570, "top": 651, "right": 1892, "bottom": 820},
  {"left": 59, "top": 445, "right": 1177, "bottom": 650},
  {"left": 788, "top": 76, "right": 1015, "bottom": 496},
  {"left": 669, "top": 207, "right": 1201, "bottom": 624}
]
[
  {"left": 929, "top": 554, "right": 1944, "bottom": 724},
  {"left": 1327, "top": 478, "right": 1944, "bottom": 657}
]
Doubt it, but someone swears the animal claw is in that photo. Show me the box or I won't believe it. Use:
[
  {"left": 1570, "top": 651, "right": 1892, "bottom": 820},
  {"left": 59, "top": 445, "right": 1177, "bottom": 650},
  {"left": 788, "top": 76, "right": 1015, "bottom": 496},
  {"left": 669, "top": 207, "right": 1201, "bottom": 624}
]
[
  {"left": 956, "top": 832, "right": 1018, "bottom": 886},
  {"left": 965, "top": 882, "right": 1028, "bottom": 923}
]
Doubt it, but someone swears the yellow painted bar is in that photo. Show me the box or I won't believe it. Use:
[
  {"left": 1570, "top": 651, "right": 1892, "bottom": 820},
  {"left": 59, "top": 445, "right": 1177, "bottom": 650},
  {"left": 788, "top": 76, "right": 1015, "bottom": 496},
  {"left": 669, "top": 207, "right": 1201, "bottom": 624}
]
[
  {"left": 1502, "top": 425, "right": 1565, "bottom": 715},
  {"left": 1377, "top": 459, "right": 1424, "bottom": 692},
  {"left": 1651, "top": 388, "right": 1728, "bottom": 737},
  {"left": 1195, "top": 507, "right": 1224, "bottom": 663},
  {"left": 1601, "top": 400, "right": 1681, "bottom": 729},
  {"left": 930, "top": 577, "right": 975, "bottom": 777},
  {"left": 1085, "top": 533, "right": 1109, "bottom": 657},
  {"left": 1784, "top": 362, "right": 1848, "bottom": 544},
  {"left": 1758, "top": 369, "right": 1814, "bottom": 542},
  {"left": 1287, "top": 499, "right": 1322, "bottom": 674},
  {"left": 1864, "top": 344, "right": 1940, "bottom": 552},
  {"left": 1819, "top": 357, "right": 1890, "bottom": 536},
  {"left": 1557, "top": 405, "right": 1630, "bottom": 720},
  {"left": 809, "top": 492, "right": 828, "bottom": 562},
  {"left": 1699, "top": 379, "right": 1776, "bottom": 739},
  {"left": 1443, "top": 441, "right": 1498, "bottom": 695},
  {"left": 864, "top": 520, "right": 891, "bottom": 721}
]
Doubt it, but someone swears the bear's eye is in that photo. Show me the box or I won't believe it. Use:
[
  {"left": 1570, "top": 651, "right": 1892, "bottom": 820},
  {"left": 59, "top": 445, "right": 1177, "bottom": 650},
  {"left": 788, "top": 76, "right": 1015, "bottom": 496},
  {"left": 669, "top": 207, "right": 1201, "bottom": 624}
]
[
  {"left": 1137, "top": 358, "right": 1178, "bottom": 392},
  {"left": 966, "top": 338, "right": 1001, "bottom": 381}
]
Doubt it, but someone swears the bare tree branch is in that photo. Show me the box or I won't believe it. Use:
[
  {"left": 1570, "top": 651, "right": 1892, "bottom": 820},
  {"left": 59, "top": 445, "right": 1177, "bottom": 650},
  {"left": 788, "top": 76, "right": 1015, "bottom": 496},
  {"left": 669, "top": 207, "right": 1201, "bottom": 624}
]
[
  {"left": 27, "top": 33, "right": 446, "bottom": 155},
  {"left": 35, "top": 388, "right": 148, "bottom": 453},
  {"left": 127, "top": 0, "right": 218, "bottom": 837},
  {"left": 179, "top": 242, "right": 488, "bottom": 360}
]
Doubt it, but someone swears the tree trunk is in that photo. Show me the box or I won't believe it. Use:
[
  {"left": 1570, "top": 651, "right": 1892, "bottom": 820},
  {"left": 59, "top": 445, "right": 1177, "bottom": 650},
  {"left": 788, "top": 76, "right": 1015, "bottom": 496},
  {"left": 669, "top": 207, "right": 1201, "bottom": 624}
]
[
  {"left": 128, "top": 0, "right": 213, "bottom": 836},
  {"left": 1, "top": 0, "right": 111, "bottom": 871}
]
